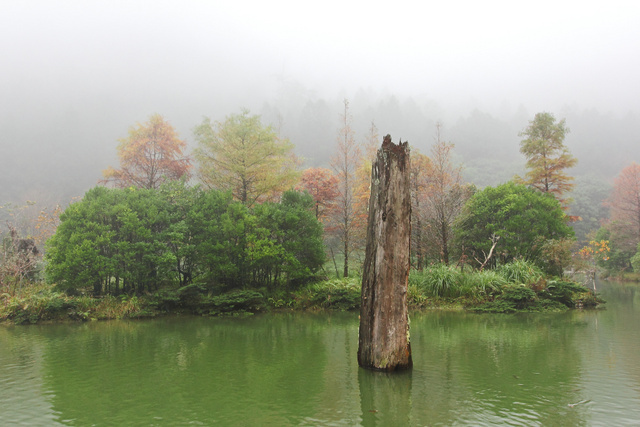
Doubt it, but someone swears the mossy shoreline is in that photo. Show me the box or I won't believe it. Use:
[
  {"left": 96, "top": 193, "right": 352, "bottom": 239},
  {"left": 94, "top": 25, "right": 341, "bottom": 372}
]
[{"left": 1, "top": 265, "right": 604, "bottom": 325}]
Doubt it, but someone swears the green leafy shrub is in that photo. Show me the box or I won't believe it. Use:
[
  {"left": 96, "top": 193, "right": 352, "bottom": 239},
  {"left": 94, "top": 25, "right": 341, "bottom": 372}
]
[
  {"left": 455, "top": 182, "right": 574, "bottom": 270},
  {"left": 305, "top": 278, "right": 361, "bottom": 311},
  {"left": 206, "top": 289, "right": 265, "bottom": 315},
  {"left": 469, "top": 284, "right": 538, "bottom": 313},
  {"left": 177, "top": 283, "right": 209, "bottom": 307},
  {"left": 147, "top": 289, "right": 181, "bottom": 312},
  {"left": 500, "top": 285, "right": 537, "bottom": 309},
  {"left": 68, "top": 295, "right": 98, "bottom": 320},
  {"left": 46, "top": 186, "right": 325, "bottom": 296},
  {"left": 541, "top": 280, "right": 604, "bottom": 308},
  {"left": 469, "top": 280, "right": 596, "bottom": 313},
  {"left": 543, "top": 281, "right": 588, "bottom": 306},
  {"left": 536, "top": 299, "right": 569, "bottom": 311},
  {"left": 577, "top": 291, "right": 605, "bottom": 308},
  {"left": 149, "top": 285, "right": 265, "bottom": 315},
  {"left": 267, "top": 297, "right": 293, "bottom": 309}
]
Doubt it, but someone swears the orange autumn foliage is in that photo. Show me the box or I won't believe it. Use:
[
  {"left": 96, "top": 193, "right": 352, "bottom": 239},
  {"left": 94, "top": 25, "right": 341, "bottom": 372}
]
[
  {"left": 102, "top": 114, "right": 191, "bottom": 189},
  {"left": 606, "top": 162, "right": 640, "bottom": 251},
  {"left": 298, "top": 167, "right": 339, "bottom": 222}
]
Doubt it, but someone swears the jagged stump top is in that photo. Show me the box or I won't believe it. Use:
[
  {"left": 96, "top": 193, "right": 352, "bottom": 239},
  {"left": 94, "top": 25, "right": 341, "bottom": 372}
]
[{"left": 381, "top": 134, "right": 409, "bottom": 171}]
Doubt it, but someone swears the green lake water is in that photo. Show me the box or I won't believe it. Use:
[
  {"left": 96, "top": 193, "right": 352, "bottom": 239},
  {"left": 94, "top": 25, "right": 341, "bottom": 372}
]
[{"left": 2, "top": 280, "right": 640, "bottom": 426}]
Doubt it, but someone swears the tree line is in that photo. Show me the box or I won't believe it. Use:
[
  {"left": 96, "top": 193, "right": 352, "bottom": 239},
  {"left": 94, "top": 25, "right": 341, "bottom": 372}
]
[{"left": 4, "top": 104, "right": 640, "bottom": 295}]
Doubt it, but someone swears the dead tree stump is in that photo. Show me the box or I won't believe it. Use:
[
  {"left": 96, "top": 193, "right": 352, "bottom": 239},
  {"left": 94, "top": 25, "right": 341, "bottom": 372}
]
[{"left": 357, "top": 135, "right": 412, "bottom": 371}]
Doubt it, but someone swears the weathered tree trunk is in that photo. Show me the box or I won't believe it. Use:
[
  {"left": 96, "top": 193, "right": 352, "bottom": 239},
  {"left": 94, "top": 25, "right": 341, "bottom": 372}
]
[{"left": 358, "top": 135, "right": 412, "bottom": 371}]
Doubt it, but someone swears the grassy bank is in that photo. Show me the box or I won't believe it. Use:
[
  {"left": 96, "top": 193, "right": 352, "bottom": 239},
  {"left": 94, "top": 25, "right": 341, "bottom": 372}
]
[
  {"left": 1, "top": 261, "right": 603, "bottom": 325},
  {"left": 0, "top": 282, "right": 155, "bottom": 324},
  {"left": 408, "top": 261, "right": 603, "bottom": 312}
]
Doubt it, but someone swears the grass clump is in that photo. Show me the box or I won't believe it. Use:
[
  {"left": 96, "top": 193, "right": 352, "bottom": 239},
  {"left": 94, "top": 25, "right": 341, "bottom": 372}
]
[
  {"left": 0, "top": 282, "right": 155, "bottom": 324},
  {"left": 414, "top": 264, "right": 461, "bottom": 298},
  {"left": 410, "top": 265, "right": 505, "bottom": 301},
  {"left": 459, "top": 270, "right": 507, "bottom": 300},
  {"left": 294, "top": 277, "right": 361, "bottom": 311},
  {"left": 497, "top": 259, "right": 545, "bottom": 287},
  {"left": 409, "top": 260, "right": 604, "bottom": 313}
]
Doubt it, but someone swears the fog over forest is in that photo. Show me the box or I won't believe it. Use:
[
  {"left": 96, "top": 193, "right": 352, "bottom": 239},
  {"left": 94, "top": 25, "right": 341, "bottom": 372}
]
[{"left": 2, "top": 0, "right": 639, "bottom": 214}]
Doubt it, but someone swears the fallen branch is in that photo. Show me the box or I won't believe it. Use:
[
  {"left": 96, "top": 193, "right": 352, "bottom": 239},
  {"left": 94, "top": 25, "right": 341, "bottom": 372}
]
[{"left": 477, "top": 234, "right": 500, "bottom": 271}]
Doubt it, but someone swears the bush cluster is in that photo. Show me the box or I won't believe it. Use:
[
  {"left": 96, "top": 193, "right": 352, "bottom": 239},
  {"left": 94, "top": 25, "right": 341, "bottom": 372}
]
[
  {"left": 45, "top": 183, "right": 325, "bottom": 296},
  {"left": 148, "top": 285, "right": 265, "bottom": 316}
]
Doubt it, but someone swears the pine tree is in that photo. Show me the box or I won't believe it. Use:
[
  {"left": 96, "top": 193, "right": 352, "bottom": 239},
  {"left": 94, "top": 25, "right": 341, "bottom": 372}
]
[{"left": 518, "top": 112, "right": 577, "bottom": 210}]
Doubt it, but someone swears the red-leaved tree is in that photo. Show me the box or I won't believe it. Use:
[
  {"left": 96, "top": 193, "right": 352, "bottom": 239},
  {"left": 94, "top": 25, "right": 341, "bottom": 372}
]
[
  {"left": 298, "top": 167, "right": 339, "bottom": 222},
  {"left": 606, "top": 162, "right": 640, "bottom": 253}
]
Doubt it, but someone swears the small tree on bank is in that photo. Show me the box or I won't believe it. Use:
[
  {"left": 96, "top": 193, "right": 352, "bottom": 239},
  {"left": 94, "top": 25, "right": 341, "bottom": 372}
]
[
  {"left": 409, "top": 150, "right": 432, "bottom": 270},
  {"left": 414, "top": 123, "right": 471, "bottom": 266},
  {"left": 455, "top": 182, "right": 574, "bottom": 274},
  {"left": 330, "top": 99, "right": 362, "bottom": 277},
  {"left": 426, "top": 124, "right": 471, "bottom": 265}
]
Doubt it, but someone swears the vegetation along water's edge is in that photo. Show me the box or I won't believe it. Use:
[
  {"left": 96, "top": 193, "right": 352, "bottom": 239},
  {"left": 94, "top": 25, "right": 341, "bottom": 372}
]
[
  {"left": 5, "top": 110, "right": 633, "bottom": 325},
  {"left": 1, "top": 261, "right": 603, "bottom": 325}
]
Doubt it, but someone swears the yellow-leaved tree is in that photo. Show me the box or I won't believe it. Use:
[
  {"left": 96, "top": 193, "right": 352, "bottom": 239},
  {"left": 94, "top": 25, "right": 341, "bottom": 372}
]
[{"left": 194, "top": 110, "right": 299, "bottom": 207}]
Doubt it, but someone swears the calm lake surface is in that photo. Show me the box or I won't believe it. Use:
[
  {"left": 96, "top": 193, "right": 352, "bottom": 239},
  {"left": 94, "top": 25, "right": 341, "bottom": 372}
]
[{"left": 2, "top": 280, "right": 640, "bottom": 426}]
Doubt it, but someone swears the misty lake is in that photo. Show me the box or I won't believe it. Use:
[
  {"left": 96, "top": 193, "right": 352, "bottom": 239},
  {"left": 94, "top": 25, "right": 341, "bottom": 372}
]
[{"left": 2, "top": 280, "right": 640, "bottom": 426}]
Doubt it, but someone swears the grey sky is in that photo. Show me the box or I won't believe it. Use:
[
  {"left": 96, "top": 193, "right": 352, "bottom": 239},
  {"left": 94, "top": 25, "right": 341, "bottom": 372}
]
[
  {"left": 1, "top": 0, "right": 639, "bottom": 202},
  {"left": 2, "top": 0, "right": 640, "bottom": 119}
]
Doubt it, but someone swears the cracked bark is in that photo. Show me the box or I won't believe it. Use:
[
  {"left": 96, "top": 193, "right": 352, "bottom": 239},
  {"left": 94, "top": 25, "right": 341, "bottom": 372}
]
[{"left": 357, "top": 135, "right": 412, "bottom": 371}]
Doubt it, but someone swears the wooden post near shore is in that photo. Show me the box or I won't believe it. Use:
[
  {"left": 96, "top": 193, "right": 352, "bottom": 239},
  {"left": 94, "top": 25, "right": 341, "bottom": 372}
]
[{"left": 357, "top": 135, "right": 412, "bottom": 371}]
